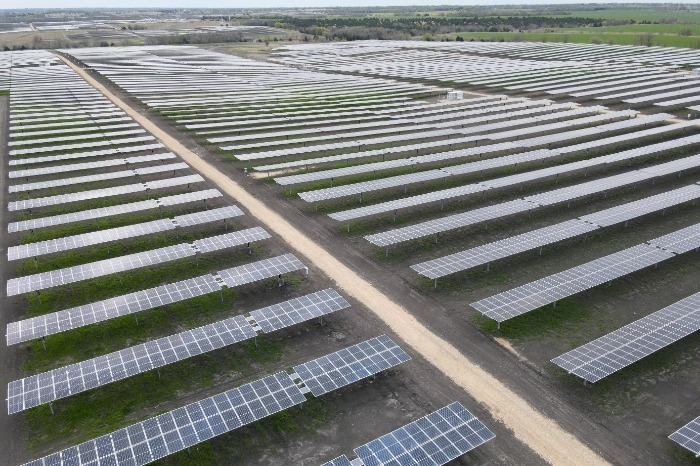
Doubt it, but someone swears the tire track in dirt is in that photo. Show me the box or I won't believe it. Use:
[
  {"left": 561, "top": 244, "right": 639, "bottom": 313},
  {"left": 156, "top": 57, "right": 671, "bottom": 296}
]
[{"left": 59, "top": 55, "right": 609, "bottom": 466}]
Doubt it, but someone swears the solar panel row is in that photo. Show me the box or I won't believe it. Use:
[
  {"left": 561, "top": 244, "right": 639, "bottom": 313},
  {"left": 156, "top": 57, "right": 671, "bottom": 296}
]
[
  {"left": 22, "top": 335, "right": 411, "bottom": 466},
  {"left": 8, "top": 289, "right": 351, "bottom": 414},
  {"left": 6, "top": 228, "right": 271, "bottom": 296}
]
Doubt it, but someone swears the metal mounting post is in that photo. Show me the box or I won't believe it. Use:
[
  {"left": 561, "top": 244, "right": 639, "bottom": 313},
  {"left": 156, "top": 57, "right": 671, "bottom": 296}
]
[
  {"left": 48, "top": 401, "right": 54, "bottom": 415},
  {"left": 41, "top": 336, "right": 46, "bottom": 351}
]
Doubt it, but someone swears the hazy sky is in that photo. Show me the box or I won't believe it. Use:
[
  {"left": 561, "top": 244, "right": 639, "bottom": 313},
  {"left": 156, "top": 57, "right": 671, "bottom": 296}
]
[{"left": 4, "top": 0, "right": 700, "bottom": 11}]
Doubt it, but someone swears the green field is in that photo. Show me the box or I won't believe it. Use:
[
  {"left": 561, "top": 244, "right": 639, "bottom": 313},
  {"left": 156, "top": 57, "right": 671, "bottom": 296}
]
[{"left": 448, "top": 30, "right": 700, "bottom": 48}]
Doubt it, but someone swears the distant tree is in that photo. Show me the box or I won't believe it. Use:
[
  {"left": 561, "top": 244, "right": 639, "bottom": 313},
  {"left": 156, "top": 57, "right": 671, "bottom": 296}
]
[
  {"left": 422, "top": 33, "right": 432, "bottom": 41},
  {"left": 99, "top": 41, "right": 109, "bottom": 47},
  {"left": 635, "top": 33, "right": 654, "bottom": 47},
  {"left": 455, "top": 35, "right": 464, "bottom": 41},
  {"left": 679, "top": 28, "right": 693, "bottom": 37}
]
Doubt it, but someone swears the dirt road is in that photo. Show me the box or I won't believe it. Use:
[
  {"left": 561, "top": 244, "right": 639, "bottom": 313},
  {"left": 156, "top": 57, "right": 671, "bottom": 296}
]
[{"left": 59, "top": 55, "right": 610, "bottom": 466}]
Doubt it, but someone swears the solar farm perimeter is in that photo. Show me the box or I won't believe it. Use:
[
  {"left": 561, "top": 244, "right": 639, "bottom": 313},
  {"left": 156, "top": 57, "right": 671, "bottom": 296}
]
[{"left": 1, "top": 40, "right": 700, "bottom": 466}]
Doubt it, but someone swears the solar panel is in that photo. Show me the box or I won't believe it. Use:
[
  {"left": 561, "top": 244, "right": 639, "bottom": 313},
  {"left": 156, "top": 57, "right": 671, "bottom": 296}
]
[
  {"left": 411, "top": 219, "right": 599, "bottom": 279},
  {"left": 6, "top": 275, "right": 222, "bottom": 346},
  {"left": 320, "top": 455, "right": 353, "bottom": 466},
  {"left": 145, "top": 174, "right": 203, "bottom": 189},
  {"left": 9, "top": 135, "right": 155, "bottom": 157},
  {"left": 251, "top": 289, "right": 350, "bottom": 333},
  {"left": 328, "top": 132, "right": 697, "bottom": 222},
  {"left": 8, "top": 143, "right": 165, "bottom": 166},
  {"left": 669, "top": 416, "right": 700, "bottom": 456},
  {"left": 216, "top": 254, "right": 308, "bottom": 288},
  {"left": 7, "top": 190, "right": 221, "bottom": 233},
  {"left": 580, "top": 184, "right": 700, "bottom": 227},
  {"left": 134, "top": 162, "right": 189, "bottom": 176},
  {"left": 8, "top": 200, "right": 159, "bottom": 233},
  {"left": 299, "top": 170, "right": 448, "bottom": 203},
  {"left": 158, "top": 188, "right": 223, "bottom": 207},
  {"left": 8, "top": 153, "right": 174, "bottom": 179},
  {"left": 8, "top": 182, "right": 146, "bottom": 211},
  {"left": 174, "top": 206, "right": 244, "bottom": 227},
  {"left": 9, "top": 128, "right": 146, "bottom": 148},
  {"left": 365, "top": 199, "right": 535, "bottom": 247},
  {"left": 7, "top": 243, "right": 197, "bottom": 296},
  {"left": 329, "top": 184, "right": 489, "bottom": 222},
  {"left": 21, "top": 371, "right": 305, "bottom": 466},
  {"left": 648, "top": 222, "right": 700, "bottom": 254},
  {"left": 353, "top": 402, "right": 495, "bottom": 466},
  {"left": 192, "top": 227, "right": 271, "bottom": 253},
  {"left": 470, "top": 244, "right": 675, "bottom": 322},
  {"left": 8, "top": 314, "right": 257, "bottom": 414},
  {"left": 293, "top": 334, "right": 411, "bottom": 396},
  {"left": 551, "top": 292, "right": 700, "bottom": 383},
  {"left": 7, "top": 219, "right": 176, "bottom": 261}
]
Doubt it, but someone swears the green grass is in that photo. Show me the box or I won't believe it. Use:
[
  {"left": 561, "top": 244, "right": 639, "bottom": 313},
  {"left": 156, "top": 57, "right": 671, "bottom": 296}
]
[
  {"left": 558, "top": 8, "right": 700, "bottom": 23},
  {"left": 448, "top": 31, "right": 700, "bottom": 48},
  {"left": 0, "top": 89, "right": 10, "bottom": 96},
  {"left": 475, "top": 299, "right": 592, "bottom": 339}
]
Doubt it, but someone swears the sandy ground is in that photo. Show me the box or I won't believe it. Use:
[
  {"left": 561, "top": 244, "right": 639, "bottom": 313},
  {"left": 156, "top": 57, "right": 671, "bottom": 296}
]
[{"left": 58, "top": 56, "right": 613, "bottom": 466}]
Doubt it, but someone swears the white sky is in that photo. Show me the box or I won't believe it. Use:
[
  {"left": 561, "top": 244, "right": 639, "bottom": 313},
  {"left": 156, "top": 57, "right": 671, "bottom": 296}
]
[{"left": 3, "top": 0, "right": 700, "bottom": 10}]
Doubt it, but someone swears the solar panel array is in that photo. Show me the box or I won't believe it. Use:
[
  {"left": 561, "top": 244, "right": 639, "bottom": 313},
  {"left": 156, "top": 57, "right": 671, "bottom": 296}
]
[
  {"left": 669, "top": 416, "right": 700, "bottom": 456},
  {"left": 409, "top": 181, "right": 700, "bottom": 280},
  {"left": 328, "top": 133, "right": 700, "bottom": 222},
  {"left": 8, "top": 174, "right": 205, "bottom": 211},
  {"left": 470, "top": 218, "right": 700, "bottom": 322},
  {"left": 353, "top": 402, "right": 496, "bottom": 466},
  {"left": 250, "top": 289, "right": 350, "bottom": 333},
  {"left": 217, "top": 254, "right": 308, "bottom": 287},
  {"left": 6, "top": 227, "right": 271, "bottom": 296},
  {"left": 551, "top": 292, "right": 700, "bottom": 383},
  {"left": 22, "top": 372, "right": 307, "bottom": 466},
  {"left": 6, "top": 263, "right": 326, "bottom": 347},
  {"left": 411, "top": 219, "right": 598, "bottom": 280},
  {"left": 22, "top": 334, "right": 412, "bottom": 466},
  {"left": 364, "top": 157, "right": 700, "bottom": 248},
  {"left": 8, "top": 189, "right": 222, "bottom": 233},
  {"left": 6, "top": 275, "right": 220, "bottom": 346},
  {"left": 62, "top": 45, "right": 446, "bottom": 161},
  {"left": 320, "top": 455, "right": 353, "bottom": 466},
  {"left": 270, "top": 41, "right": 700, "bottom": 113},
  {"left": 8, "top": 288, "right": 350, "bottom": 414},
  {"left": 293, "top": 334, "right": 411, "bottom": 396}
]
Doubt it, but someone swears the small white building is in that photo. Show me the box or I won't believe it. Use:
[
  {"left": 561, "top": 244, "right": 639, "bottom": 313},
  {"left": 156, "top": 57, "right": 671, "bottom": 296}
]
[{"left": 446, "top": 90, "right": 464, "bottom": 100}]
